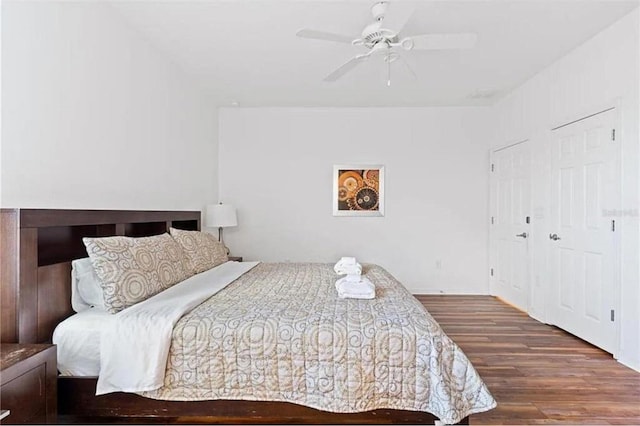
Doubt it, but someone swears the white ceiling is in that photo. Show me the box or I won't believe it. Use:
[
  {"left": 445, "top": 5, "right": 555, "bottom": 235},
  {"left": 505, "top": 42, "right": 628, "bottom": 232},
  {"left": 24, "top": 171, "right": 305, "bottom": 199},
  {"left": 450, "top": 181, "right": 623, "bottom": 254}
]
[{"left": 110, "top": 0, "right": 639, "bottom": 107}]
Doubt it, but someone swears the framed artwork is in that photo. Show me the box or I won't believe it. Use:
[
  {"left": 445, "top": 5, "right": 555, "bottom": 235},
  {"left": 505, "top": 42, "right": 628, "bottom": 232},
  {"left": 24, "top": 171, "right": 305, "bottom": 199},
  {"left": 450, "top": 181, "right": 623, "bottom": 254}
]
[{"left": 333, "top": 165, "right": 385, "bottom": 217}]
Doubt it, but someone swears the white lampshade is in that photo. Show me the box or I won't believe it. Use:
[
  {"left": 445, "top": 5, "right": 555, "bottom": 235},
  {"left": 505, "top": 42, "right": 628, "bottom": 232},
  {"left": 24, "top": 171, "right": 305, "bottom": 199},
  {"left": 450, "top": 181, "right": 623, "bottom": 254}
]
[{"left": 206, "top": 204, "right": 238, "bottom": 228}]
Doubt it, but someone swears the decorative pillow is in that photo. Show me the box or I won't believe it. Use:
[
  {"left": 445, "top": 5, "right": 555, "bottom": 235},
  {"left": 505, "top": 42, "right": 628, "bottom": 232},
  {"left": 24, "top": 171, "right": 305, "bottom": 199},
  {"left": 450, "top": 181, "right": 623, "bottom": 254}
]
[
  {"left": 169, "top": 227, "right": 228, "bottom": 274},
  {"left": 82, "top": 233, "right": 193, "bottom": 314},
  {"left": 71, "top": 257, "right": 106, "bottom": 312}
]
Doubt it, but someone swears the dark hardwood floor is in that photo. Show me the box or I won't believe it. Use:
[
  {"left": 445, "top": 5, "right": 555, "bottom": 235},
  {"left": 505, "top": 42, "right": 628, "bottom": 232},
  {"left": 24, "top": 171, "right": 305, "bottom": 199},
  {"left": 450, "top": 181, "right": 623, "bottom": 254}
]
[{"left": 417, "top": 295, "right": 640, "bottom": 425}]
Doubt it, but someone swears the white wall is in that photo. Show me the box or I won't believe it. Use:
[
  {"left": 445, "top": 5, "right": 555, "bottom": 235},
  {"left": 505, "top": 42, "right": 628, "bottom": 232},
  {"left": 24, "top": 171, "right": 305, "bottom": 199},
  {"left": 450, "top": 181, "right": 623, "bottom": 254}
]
[
  {"left": 219, "top": 107, "right": 492, "bottom": 294},
  {"left": 0, "top": 1, "right": 3, "bottom": 207},
  {"left": 1, "top": 2, "right": 217, "bottom": 210},
  {"left": 490, "top": 9, "right": 640, "bottom": 370}
]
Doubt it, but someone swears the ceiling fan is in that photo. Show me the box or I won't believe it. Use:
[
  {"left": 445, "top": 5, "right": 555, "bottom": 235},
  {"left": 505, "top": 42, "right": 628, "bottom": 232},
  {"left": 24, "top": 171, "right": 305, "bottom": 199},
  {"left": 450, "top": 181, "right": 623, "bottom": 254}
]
[{"left": 296, "top": 1, "right": 477, "bottom": 85}]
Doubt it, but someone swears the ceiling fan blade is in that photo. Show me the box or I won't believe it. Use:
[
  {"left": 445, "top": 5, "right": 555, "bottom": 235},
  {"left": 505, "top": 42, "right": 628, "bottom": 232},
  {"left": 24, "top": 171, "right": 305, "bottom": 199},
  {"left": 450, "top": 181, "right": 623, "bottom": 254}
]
[
  {"left": 380, "top": 3, "right": 415, "bottom": 36},
  {"left": 296, "top": 29, "right": 355, "bottom": 44},
  {"left": 323, "top": 55, "right": 369, "bottom": 82},
  {"left": 409, "top": 33, "right": 477, "bottom": 50}
]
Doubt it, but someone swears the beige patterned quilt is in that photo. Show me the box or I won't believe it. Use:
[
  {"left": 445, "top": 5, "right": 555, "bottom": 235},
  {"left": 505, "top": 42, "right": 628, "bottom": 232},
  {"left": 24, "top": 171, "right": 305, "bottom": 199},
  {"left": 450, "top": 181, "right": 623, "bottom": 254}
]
[{"left": 141, "top": 263, "right": 496, "bottom": 423}]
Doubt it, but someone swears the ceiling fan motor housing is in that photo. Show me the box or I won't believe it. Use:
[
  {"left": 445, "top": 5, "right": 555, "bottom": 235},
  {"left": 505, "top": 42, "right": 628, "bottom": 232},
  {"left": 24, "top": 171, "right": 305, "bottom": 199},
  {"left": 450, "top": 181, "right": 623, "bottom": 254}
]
[
  {"left": 362, "top": 2, "right": 401, "bottom": 49},
  {"left": 361, "top": 23, "right": 398, "bottom": 48}
]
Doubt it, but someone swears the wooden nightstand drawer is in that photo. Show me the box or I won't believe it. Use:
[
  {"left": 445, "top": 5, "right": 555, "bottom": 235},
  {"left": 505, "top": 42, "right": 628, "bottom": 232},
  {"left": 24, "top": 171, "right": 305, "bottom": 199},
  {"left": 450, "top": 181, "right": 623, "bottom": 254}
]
[
  {"left": 0, "top": 344, "right": 57, "bottom": 424},
  {"left": 1, "top": 364, "right": 47, "bottom": 424}
]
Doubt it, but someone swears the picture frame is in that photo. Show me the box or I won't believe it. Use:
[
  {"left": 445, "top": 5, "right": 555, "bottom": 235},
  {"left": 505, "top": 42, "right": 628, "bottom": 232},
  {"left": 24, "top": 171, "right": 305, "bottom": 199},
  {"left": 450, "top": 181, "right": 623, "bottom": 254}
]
[{"left": 332, "top": 165, "right": 385, "bottom": 217}]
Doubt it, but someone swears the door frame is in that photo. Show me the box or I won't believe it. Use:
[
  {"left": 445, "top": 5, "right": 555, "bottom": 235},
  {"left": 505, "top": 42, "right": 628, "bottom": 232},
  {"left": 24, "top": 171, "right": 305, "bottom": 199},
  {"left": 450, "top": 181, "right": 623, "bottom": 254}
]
[
  {"left": 547, "top": 101, "right": 623, "bottom": 358},
  {"left": 488, "top": 138, "right": 533, "bottom": 313}
]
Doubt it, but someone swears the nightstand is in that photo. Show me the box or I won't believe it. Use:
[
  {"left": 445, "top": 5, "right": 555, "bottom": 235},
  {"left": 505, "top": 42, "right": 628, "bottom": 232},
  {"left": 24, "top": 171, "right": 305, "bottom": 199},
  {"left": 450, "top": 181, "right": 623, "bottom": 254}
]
[
  {"left": 229, "top": 256, "right": 243, "bottom": 262},
  {"left": 0, "top": 344, "right": 57, "bottom": 424}
]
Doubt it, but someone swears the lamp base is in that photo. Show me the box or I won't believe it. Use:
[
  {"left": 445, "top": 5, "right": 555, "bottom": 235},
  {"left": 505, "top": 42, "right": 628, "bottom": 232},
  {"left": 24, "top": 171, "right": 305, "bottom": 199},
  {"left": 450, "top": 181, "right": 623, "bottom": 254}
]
[{"left": 218, "top": 227, "right": 231, "bottom": 256}]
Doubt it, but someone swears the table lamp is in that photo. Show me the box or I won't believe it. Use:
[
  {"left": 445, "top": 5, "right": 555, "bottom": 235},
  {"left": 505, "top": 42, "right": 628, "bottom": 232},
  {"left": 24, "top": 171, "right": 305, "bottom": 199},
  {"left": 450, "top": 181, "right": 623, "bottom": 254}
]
[{"left": 206, "top": 203, "right": 237, "bottom": 255}]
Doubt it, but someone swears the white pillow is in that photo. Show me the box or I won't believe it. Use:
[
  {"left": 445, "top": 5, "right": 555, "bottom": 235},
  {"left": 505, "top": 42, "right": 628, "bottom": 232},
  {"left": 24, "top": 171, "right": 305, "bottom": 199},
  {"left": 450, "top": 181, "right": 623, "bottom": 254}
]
[{"left": 71, "top": 258, "right": 106, "bottom": 312}]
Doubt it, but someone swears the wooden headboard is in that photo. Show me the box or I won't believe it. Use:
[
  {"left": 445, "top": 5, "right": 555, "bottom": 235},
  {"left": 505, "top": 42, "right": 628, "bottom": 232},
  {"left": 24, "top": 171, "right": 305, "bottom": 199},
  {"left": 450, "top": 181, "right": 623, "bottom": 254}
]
[{"left": 0, "top": 209, "right": 201, "bottom": 344}]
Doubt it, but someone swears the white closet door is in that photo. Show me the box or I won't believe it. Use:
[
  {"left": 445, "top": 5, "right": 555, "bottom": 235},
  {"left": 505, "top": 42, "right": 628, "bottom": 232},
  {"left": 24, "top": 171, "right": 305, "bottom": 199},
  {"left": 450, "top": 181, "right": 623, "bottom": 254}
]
[
  {"left": 490, "top": 140, "right": 531, "bottom": 312},
  {"left": 549, "top": 108, "right": 618, "bottom": 354}
]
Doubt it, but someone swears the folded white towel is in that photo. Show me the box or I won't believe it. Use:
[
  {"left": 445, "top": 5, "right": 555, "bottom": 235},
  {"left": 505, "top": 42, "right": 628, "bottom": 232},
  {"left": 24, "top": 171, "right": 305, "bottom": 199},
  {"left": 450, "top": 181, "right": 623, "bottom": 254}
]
[
  {"left": 339, "top": 256, "right": 356, "bottom": 265},
  {"left": 335, "top": 264, "right": 362, "bottom": 276},
  {"left": 345, "top": 274, "right": 361, "bottom": 283},
  {"left": 335, "top": 276, "right": 375, "bottom": 300},
  {"left": 334, "top": 257, "right": 363, "bottom": 276}
]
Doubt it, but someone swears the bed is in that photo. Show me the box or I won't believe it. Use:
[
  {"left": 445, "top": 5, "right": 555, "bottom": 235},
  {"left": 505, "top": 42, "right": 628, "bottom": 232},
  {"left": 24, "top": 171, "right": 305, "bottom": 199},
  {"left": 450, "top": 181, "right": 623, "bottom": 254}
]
[{"left": 1, "top": 209, "right": 495, "bottom": 424}]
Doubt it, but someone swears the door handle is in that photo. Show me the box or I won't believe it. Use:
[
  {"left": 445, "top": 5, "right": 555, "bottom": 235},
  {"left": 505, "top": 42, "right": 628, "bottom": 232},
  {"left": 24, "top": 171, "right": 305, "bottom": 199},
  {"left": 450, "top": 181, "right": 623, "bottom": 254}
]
[
  {"left": 516, "top": 232, "right": 528, "bottom": 238},
  {"left": 549, "top": 233, "right": 561, "bottom": 241}
]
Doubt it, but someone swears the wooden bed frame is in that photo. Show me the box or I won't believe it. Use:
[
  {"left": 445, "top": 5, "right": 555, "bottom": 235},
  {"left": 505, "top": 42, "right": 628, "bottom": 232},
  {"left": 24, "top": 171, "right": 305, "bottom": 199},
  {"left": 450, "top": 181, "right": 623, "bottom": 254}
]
[{"left": 0, "top": 208, "right": 467, "bottom": 425}]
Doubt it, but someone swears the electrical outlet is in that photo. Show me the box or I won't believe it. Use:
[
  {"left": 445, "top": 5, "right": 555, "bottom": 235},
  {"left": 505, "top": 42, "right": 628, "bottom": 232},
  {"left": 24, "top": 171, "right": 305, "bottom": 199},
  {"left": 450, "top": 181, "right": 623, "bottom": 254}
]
[{"left": 435, "top": 260, "right": 442, "bottom": 270}]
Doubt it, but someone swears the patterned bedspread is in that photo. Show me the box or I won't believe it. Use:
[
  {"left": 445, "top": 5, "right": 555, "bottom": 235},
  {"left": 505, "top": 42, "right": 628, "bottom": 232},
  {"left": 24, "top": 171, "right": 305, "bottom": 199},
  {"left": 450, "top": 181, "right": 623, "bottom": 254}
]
[{"left": 141, "top": 263, "right": 496, "bottom": 423}]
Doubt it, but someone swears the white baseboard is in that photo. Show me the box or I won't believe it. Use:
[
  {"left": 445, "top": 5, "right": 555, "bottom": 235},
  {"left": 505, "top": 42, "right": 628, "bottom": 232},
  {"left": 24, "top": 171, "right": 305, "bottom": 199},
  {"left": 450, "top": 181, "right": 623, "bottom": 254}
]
[
  {"left": 618, "top": 356, "right": 640, "bottom": 373},
  {"left": 407, "top": 287, "right": 490, "bottom": 296}
]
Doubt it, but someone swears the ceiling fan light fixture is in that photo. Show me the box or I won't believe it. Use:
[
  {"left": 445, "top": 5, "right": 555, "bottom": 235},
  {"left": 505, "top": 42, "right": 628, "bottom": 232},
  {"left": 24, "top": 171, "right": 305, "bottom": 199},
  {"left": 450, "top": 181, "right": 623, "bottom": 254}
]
[
  {"left": 371, "top": 41, "right": 390, "bottom": 54},
  {"left": 384, "top": 52, "right": 399, "bottom": 63}
]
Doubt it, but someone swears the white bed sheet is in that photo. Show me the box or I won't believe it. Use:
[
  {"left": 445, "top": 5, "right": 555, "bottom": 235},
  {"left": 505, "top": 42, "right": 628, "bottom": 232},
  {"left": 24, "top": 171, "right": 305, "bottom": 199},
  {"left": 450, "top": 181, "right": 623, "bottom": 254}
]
[
  {"left": 53, "top": 308, "right": 112, "bottom": 376},
  {"left": 96, "top": 260, "right": 259, "bottom": 395},
  {"left": 53, "top": 261, "right": 259, "bottom": 380}
]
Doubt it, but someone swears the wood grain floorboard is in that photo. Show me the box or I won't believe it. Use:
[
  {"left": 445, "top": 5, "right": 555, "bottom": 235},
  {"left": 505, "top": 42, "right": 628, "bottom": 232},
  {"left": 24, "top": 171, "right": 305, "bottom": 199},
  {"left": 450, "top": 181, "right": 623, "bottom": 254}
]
[{"left": 417, "top": 295, "right": 640, "bottom": 425}]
